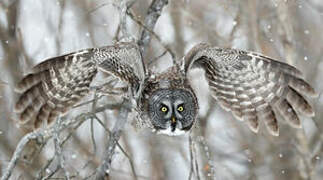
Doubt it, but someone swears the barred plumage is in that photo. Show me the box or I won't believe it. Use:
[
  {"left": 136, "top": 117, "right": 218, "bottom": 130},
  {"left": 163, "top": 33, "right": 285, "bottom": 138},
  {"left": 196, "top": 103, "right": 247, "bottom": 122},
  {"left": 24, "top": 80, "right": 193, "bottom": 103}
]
[
  {"left": 185, "top": 43, "right": 317, "bottom": 136},
  {"left": 15, "top": 42, "right": 317, "bottom": 136},
  {"left": 15, "top": 42, "right": 143, "bottom": 128}
]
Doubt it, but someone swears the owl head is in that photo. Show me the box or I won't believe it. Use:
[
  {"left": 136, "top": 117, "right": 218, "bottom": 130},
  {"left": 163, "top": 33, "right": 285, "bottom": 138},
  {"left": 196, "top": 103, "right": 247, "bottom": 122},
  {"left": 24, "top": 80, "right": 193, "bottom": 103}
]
[{"left": 148, "top": 89, "right": 198, "bottom": 136}]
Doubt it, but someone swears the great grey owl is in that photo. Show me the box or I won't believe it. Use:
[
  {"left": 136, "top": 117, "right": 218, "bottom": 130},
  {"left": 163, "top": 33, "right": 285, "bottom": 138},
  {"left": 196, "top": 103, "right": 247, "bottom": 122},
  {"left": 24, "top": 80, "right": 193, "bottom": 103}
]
[{"left": 14, "top": 42, "right": 317, "bottom": 136}]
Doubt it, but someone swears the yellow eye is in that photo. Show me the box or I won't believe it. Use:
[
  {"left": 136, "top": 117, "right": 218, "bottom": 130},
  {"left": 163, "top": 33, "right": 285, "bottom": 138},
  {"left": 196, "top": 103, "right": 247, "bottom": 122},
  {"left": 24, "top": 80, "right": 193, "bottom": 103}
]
[
  {"left": 177, "top": 106, "right": 184, "bottom": 112},
  {"left": 161, "top": 106, "right": 168, "bottom": 112}
]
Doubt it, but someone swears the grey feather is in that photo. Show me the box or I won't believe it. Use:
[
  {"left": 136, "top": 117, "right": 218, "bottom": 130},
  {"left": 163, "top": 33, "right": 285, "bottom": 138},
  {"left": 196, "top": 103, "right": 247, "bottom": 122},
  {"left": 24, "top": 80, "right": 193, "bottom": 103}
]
[
  {"left": 184, "top": 43, "right": 317, "bottom": 136},
  {"left": 15, "top": 42, "right": 144, "bottom": 128}
]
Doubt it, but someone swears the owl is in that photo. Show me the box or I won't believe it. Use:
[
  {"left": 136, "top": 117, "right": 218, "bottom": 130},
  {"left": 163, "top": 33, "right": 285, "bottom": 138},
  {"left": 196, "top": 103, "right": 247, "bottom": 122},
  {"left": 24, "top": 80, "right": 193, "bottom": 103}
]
[{"left": 14, "top": 42, "right": 317, "bottom": 136}]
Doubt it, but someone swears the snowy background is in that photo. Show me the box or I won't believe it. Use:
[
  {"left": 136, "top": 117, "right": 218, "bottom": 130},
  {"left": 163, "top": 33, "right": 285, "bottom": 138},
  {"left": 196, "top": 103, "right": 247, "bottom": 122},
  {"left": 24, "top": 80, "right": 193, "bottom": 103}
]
[{"left": 1, "top": 0, "right": 323, "bottom": 179}]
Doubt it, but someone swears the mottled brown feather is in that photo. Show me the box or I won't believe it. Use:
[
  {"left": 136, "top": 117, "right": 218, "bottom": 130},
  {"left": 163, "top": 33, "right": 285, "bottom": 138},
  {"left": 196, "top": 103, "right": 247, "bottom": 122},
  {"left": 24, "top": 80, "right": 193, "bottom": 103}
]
[
  {"left": 15, "top": 42, "right": 144, "bottom": 129},
  {"left": 185, "top": 43, "right": 317, "bottom": 136}
]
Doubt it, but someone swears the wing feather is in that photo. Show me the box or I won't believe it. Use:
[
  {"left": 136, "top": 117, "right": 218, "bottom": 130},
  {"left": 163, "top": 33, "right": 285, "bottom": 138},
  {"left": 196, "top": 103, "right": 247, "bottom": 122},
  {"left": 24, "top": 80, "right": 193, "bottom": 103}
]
[
  {"left": 15, "top": 42, "right": 144, "bottom": 129},
  {"left": 184, "top": 43, "right": 317, "bottom": 136}
]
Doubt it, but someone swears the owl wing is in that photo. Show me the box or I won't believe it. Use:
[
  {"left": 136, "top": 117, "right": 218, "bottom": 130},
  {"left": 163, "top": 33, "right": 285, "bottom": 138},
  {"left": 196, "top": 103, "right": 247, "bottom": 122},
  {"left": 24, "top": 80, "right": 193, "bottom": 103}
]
[
  {"left": 184, "top": 43, "right": 317, "bottom": 136},
  {"left": 15, "top": 42, "right": 144, "bottom": 128}
]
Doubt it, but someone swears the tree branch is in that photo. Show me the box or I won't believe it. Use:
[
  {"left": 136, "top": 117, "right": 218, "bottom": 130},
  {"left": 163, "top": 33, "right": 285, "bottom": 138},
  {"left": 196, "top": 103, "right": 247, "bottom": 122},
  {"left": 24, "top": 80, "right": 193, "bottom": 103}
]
[
  {"left": 1, "top": 131, "right": 42, "bottom": 180},
  {"left": 94, "top": 100, "right": 131, "bottom": 180},
  {"left": 138, "top": 0, "right": 169, "bottom": 56},
  {"left": 93, "top": 0, "right": 168, "bottom": 179},
  {"left": 126, "top": 9, "right": 176, "bottom": 64},
  {"left": 3, "top": 1, "right": 169, "bottom": 179},
  {"left": 1, "top": 102, "right": 122, "bottom": 180}
]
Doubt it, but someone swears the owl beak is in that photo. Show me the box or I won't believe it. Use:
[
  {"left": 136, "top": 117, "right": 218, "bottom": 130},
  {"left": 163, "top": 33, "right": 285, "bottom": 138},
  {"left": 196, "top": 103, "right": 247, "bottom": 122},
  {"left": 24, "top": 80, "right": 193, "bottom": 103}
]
[
  {"left": 171, "top": 116, "right": 176, "bottom": 123},
  {"left": 170, "top": 116, "right": 177, "bottom": 132}
]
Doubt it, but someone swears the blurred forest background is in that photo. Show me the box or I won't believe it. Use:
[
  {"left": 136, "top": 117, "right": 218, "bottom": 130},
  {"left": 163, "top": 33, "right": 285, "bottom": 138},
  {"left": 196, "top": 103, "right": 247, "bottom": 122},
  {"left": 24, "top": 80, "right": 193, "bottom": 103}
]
[{"left": 1, "top": 0, "right": 323, "bottom": 179}]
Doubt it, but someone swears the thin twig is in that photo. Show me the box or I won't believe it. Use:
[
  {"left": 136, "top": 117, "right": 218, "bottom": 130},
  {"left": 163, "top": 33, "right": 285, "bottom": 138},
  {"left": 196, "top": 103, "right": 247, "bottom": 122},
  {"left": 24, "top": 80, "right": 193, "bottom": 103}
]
[
  {"left": 193, "top": 141, "right": 201, "bottom": 180},
  {"left": 53, "top": 117, "right": 70, "bottom": 179},
  {"left": 36, "top": 113, "right": 88, "bottom": 179},
  {"left": 1, "top": 131, "right": 43, "bottom": 180},
  {"left": 92, "top": 115, "right": 138, "bottom": 180},
  {"left": 1, "top": 102, "right": 121, "bottom": 180},
  {"left": 42, "top": 165, "right": 60, "bottom": 180},
  {"left": 91, "top": 90, "right": 99, "bottom": 154},
  {"left": 188, "top": 134, "right": 201, "bottom": 180},
  {"left": 94, "top": 99, "right": 132, "bottom": 179},
  {"left": 126, "top": 10, "right": 176, "bottom": 62},
  {"left": 188, "top": 135, "right": 194, "bottom": 180},
  {"left": 149, "top": 50, "right": 168, "bottom": 66}
]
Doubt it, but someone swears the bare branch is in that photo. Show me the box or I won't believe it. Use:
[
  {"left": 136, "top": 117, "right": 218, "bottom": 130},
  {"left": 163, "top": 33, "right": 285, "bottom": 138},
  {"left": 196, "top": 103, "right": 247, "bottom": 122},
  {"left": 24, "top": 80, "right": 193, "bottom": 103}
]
[
  {"left": 1, "top": 101, "right": 121, "bottom": 180},
  {"left": 188, "top": 135, "right": 194, "bottom": 180},
  {"left": 94, "top": 114, "right": 138, "bottom": 179},
  {"left": 137, "top": 0, "right": 169, "bottom": 56},
  {"left": 126, "top": 10, "right": 176, "bottom": 63},
  {"left": 94, "top": 1, "right": 168, "bottom": 178},
  {"left": 94, "top": 99, "right": 131, "bottom": 179},
  {"left": 1, "top": 131, "right": 43, "bottom": 180},
  {"left": 53, "top": 117, "right": 70, "bottom": 179}
]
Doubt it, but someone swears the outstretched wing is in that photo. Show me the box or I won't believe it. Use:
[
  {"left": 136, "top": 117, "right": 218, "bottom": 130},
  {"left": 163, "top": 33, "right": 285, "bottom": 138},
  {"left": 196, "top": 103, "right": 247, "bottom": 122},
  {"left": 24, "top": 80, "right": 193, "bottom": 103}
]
[
  {"left": 184, "top": 43, "right": 317, "bottom": 136},
  {"left": 15, "top": 42, "right": 144, "bottom": 128}
]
